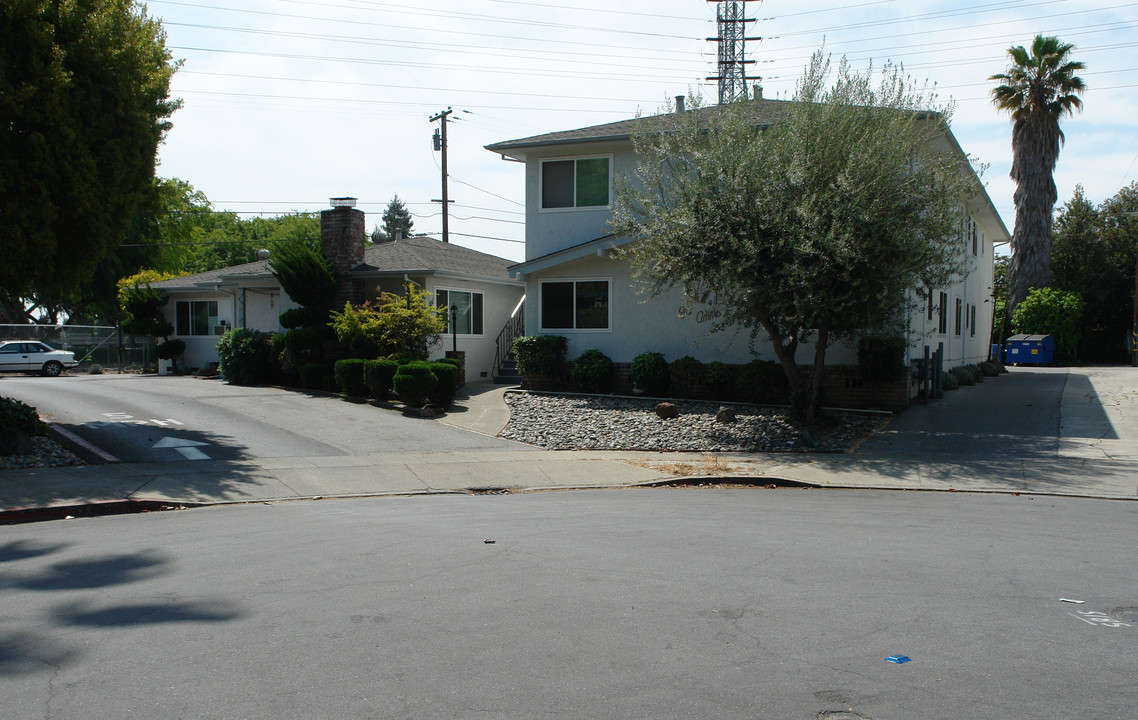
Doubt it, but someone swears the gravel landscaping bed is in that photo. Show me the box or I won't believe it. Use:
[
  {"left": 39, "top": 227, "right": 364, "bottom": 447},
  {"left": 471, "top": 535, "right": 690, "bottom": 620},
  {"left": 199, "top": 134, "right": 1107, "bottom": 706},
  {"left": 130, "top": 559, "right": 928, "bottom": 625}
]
[
  {"left": 501, "top": 392, "right": 886, "bottom": 452},
  {"left": 0, "top": 435, "right": 84, "bottom": 470}
]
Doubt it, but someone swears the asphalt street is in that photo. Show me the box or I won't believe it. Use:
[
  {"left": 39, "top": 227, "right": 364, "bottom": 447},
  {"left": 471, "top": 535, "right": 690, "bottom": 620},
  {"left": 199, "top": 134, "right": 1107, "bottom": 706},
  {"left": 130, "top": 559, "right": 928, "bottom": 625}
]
[
  {"left": 0, "top": 374, "right": 528, "bottom": 463},
  {"left": 1, "top": 489, "right": 1135, "bottom": 719}
]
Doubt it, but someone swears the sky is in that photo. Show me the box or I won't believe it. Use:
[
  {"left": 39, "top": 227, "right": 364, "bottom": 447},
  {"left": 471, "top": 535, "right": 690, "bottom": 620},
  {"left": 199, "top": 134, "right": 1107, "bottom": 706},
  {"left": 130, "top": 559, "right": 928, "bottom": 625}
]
[{"left": 150, "top": 0, "right": 1138, "bottom": 263}]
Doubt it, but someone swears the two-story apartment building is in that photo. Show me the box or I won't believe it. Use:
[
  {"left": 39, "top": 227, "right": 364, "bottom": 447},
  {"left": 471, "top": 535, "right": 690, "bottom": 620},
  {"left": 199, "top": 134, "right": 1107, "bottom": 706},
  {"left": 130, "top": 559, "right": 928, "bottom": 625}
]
[{"left": 485, "top": 98, "right": 1008, "bottom": 375}]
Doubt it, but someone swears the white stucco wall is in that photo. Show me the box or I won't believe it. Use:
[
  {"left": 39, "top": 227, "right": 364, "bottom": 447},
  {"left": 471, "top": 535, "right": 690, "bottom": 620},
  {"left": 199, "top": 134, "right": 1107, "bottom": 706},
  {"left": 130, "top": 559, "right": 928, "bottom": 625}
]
[{"left": 522, "top": 141, "right": 637, "bottom": 260}]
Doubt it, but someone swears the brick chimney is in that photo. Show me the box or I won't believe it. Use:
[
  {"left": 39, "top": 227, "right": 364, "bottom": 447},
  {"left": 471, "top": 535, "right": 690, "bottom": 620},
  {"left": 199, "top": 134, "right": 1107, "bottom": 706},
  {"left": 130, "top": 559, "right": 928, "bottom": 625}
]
[{"left": 321, "top": 197, "right": 365, "bottom": 305}]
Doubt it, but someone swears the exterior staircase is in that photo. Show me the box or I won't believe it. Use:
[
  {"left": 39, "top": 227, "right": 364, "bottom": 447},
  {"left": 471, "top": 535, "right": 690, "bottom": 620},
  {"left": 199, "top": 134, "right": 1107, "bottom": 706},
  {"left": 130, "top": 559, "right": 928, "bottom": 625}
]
[{"left": 492, "top": 297, "right": 525, "bottom": 385}]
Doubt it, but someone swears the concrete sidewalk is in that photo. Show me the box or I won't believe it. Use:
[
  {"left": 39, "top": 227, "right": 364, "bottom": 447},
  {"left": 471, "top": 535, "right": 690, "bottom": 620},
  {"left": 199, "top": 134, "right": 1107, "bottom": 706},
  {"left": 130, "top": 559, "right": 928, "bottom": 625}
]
[{"left": 2, "top": 367, "right": 1136, "bottom": 521}]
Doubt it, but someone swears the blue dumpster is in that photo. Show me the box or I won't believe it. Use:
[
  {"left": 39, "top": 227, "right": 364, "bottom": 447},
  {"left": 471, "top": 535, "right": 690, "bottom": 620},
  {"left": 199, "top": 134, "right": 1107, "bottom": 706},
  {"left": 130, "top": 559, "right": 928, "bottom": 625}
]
[{"left": 1004, "top": 334, "right": 1055, "bottom": 365}]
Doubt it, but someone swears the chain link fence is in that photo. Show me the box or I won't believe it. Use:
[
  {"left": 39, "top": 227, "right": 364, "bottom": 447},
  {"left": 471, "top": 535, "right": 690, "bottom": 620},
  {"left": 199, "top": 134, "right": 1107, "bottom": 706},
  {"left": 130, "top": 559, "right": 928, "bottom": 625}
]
[{"left": 0, "top": 324, "right": 156, "bottom": 373}]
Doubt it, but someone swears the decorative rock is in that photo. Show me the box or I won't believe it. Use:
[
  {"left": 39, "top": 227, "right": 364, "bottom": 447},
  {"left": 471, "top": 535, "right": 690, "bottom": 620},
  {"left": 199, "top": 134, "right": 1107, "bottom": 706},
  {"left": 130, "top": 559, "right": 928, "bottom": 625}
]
[
  {"left": 798, "top": 427, "right": 820, "bottom": 449},
  {"left": 500, "top": 393, "right": 882, "bottom": 453},
  {"left": 655, "top": 402, "right": 679, "bottom": 420},
  {"left": 714, "top": 406, "right": 737, "bottom": 424}
]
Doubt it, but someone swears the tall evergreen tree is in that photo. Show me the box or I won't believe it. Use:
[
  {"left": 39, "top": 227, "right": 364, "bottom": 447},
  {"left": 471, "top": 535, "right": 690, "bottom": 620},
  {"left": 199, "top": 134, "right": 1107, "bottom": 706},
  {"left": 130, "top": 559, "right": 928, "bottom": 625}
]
[
  {"left": 381, "top": 194, "right": 414, "bottom": 240},
  {"left": 989, "top": 35, "right": 1086, "bottom": 314}
]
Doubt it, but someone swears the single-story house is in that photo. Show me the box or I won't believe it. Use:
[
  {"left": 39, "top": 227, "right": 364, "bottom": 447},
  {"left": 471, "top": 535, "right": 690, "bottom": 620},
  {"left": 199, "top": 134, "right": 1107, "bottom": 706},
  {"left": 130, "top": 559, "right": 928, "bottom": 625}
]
[
  {"left": 150, "top": 202, "right": 525, "bottom": 381},
  {"left": 484, "top": 98, "right": 1009, "bottom": 385}
]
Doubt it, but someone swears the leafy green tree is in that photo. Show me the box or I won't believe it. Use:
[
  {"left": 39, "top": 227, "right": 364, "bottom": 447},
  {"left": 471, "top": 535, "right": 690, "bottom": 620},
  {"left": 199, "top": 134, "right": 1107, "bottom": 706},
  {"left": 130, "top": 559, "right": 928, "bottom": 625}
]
[
  {"left": 611, "top": 52, "right": 974, "bottom": 422},
  {"left": 268, "top": 242, "right": 339, "bottom": 310},
  {"left": 0, "top": 0, "right": 181, "bottom": 320},
  {"left": 1011, "top": 287, "right": 1084, "bottom": 363},
  {"left": 381, "top": 194, "right": 414, "bottom": 240},
  {"left": 1051, "top": 183, "right": 1137, "bottom": 362},
  {"left": 989, "top": 35, "right": 1086, "bottom": 313},
  {"left": 990, "top": 255, "right": 1011, "bottom": 345},
  {"left": 329, "top": 284, "right": 447, "bottom": 360}
]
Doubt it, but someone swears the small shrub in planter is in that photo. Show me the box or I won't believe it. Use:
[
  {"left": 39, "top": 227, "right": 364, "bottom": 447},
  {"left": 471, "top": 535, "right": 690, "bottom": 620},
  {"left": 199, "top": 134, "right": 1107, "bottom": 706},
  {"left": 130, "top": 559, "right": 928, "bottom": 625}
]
[
  {"left": 706, "top": 361, "right": 734, "bottom": 400},
  {"left": 156, "top": 338, "right": 186, "bottom": 362},
  {"left": 216, "top": 328, "right": 274, "bottom": 386},
  {"left": 0, "top": 397, "right": 46, "bottom": 436},
  {"left": 364, "top": 358, "right": 399, "bottom": 399},
  {"left": 670, "top": 356, "right": 705, "bottom": 399},
  {"left": 334, "top": 359, "right": 369, "bottom": 396},
  {"left": 428, "top": 361, "right": 459, "bottom": 409},
  {"left": 571, "top": 349, "right": 613, "bottom": 393},
  {"left": 513, "top": 335, "right": 568, "bottom": 389},
  {"left": 941, "top": 370, "right": 959, "bottom": 391},
  {"left": 979, "top": 361, "right": 1000, "bottom": 377},
  {"left": 964, "top": 364, "right": 984, "bottom": 383},
  {"left": 393, "top": 362, "right": 438, "bottom": 407},
  {"left": 299, "top": 362, "right": 326, "bottom": 390},
  {"left": 948, "top": 366, "right": 973, "bottom": 386},
  {"left": 630, "top": 352, "right": 669, "bottom": 396}
]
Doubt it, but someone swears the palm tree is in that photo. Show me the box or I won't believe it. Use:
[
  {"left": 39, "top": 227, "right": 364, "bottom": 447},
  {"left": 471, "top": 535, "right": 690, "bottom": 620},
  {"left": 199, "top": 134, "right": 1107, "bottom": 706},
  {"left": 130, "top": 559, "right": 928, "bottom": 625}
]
[{"left": 990, "top": 35, "right": 1086, "bottom": 314}]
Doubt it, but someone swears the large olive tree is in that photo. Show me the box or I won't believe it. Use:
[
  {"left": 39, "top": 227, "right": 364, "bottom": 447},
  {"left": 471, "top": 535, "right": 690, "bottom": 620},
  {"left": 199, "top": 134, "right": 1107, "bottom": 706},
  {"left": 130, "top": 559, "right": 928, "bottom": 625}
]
[{"left": 612, "top": 52, "right": 976, "bottom": 422}]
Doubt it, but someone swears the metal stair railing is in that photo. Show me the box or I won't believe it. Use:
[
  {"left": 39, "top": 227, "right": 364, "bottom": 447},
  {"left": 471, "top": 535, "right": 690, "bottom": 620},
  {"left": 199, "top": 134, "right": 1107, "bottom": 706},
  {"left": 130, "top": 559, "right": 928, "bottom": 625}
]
[{"left": 493, "top": 296, "right": 525, "bottom": 375}]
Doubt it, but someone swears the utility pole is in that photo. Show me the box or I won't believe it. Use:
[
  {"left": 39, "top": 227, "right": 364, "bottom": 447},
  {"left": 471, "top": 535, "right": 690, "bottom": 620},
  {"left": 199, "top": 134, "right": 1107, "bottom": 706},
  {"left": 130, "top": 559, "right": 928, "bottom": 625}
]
[
  {"left": 705, "top": 0, "right": 762, "bottom": 105},
  {"left": 430, "top": 108, "right": 454, "bottom": 243}
]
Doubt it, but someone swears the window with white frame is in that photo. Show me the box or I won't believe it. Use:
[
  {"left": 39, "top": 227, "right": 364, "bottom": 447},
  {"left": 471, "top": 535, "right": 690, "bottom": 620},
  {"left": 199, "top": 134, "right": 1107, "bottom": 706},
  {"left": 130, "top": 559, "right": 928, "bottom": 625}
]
[
  {"left": 541, "top": 156, "right": 610, "bottom": 209},
  {"left": 540, "top": 279, "right": 610, "bottom": 330},
  {"left": 970, "top": 304, "right": 977, "bottom": 337},
  {"left": 175, "top": 300, "right": 219, "bottom": 336},
  {"left": 435, "top": 288, "right": 484, "bottom": 335},
  {"left": 938, "top": 292, "right": 948, "bottom": 334},
  {"left": 955, "top": 297, "right": 963, "bottom": 336}
]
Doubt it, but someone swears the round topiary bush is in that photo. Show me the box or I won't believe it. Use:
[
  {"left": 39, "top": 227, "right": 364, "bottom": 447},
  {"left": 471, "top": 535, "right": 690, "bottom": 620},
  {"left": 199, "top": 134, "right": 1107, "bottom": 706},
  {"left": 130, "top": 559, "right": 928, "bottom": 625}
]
[
  {"left": 571, "top": 349, "right": 613, "bottom": 393},
  {"left": 631, "top": 352, "right": 669, "bottom": 396},
  {"left": 216, "top": 328, "right": 274, "bottom": 386},
  {"left": 156, "top": 338, "right": 186, "bottom": 361},
  {"left": 299, "top": 362, "right": 327, "bottom": 390},
  {"left": 669, "top": 355, "right": 705, "bottom": 399},
  {"left": 364, "top": 358, "right": 400, "bottom": 399},
  {"left": 393, "top": 362, "right": 438, "bottom": 407},
  {"left": 333, "top": 359, "right": 369, "bottom": 396},
  {"left": 428, "top": 361, "right": 459, "bottom": 409},
  {"left": 979, "top": 361, "right": 1000, "bottom": 377}
]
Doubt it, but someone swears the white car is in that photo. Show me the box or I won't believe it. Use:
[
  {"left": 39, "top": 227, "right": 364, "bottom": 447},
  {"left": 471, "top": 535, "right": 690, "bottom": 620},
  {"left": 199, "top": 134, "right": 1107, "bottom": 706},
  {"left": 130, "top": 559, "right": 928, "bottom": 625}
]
[{"left": 0, "top": 340, "right": 78, "bottom": 376}]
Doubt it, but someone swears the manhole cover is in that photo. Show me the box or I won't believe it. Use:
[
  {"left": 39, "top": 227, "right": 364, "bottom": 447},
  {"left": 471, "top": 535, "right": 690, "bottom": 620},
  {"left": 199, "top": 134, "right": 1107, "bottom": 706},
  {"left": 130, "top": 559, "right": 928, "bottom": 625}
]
[{"left": 1110, "top": 606, "right": 1138, "bottom": 623}]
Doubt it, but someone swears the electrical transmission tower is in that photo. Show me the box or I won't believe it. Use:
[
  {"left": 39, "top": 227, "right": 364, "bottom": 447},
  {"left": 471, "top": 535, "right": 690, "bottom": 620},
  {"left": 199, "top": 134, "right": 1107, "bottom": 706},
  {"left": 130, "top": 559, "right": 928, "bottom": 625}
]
[{"left": 705, "top": 0, "right": 762, "bottom": 104}]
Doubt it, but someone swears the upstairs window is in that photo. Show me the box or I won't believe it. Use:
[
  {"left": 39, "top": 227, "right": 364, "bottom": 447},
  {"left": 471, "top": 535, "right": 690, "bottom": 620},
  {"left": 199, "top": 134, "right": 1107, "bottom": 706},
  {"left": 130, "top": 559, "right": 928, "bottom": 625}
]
[
  {"left": 955, "top": 298, "right": 963, "bottom": 336},
  {"left": 938, "top": 292, "right": 948, "bottom": 334},
  {"left": 541, "top": 157, "right": 610, "bottom": 209}
]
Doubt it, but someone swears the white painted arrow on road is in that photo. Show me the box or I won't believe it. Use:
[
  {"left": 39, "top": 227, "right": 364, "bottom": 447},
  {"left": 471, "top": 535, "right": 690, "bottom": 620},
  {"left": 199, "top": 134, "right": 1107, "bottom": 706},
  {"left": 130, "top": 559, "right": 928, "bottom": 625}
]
[{"left": 153, "top": 436, "right": 210, "bottom": 461}]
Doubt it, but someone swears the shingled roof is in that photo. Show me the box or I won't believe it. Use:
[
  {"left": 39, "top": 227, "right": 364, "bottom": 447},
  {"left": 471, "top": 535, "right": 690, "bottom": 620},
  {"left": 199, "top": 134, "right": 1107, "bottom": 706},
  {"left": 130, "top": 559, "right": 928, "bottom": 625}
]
[
  {"left": 151, "top": 235, "right": 517, "bottom": 290},
  {"left": 485, "top": 98, "right": 794, "bottom": 154}
]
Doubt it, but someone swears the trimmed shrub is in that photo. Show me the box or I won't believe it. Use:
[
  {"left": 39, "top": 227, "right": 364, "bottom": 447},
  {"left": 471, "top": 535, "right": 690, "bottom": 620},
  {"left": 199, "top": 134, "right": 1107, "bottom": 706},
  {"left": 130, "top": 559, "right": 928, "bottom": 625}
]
[
  {"left": 857, "top": 335, "right": 908, "bottom": 383},
  {"left": 513, "top": 335, "right": 568, "bottom": 387},
  {"left": 964, "top": 364, "right": 984, "bottom": 384},
  {"left": 216, "top": 328, "right": 274, "bottom": 386},
  {"left": 706, "top": 361, "right": 734, "bottom": 400},
  {"left": 364, "top": 358, "right": 399, "bottom": 399},
  {"left": 670, "top": 356, "right": 705, "bottom": 398},
  {"left": 941, "top": 370, "right": 959, "bottom": 391},
  {"left": 279, "top": 306, "right": 329, "bottom": 330},
  {"left": 949, "top": 366, "right": 974, "bottom": 386},
  {"left": 571, "top": 349, "right": 613, "bottom": 393},
  {"left": 393, "top": 362, "right": 438, "bottom": 407},
  {"left": 630, "top": 352, "right": 669, "bottom": 396},
  {"left": 156, "top": 338, "right": 186, "bottom": 361},
  {"left": 429, "top": 361, "right": 459, "bottom": 409},
  {"left": 299, "top": 362, "right": 326, "bottom": 390},
  {"left": 0, "top": 396, "right": 46, "bottom": 436},
  {"left": 334, "top": 359, "right": 369, "bottom": 396},
  {"left": 979, "top": 361, "right": 1000, "bottom": 377},
  {"left": 738, "top": 359, "right": 786, "bottom": 404}
]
